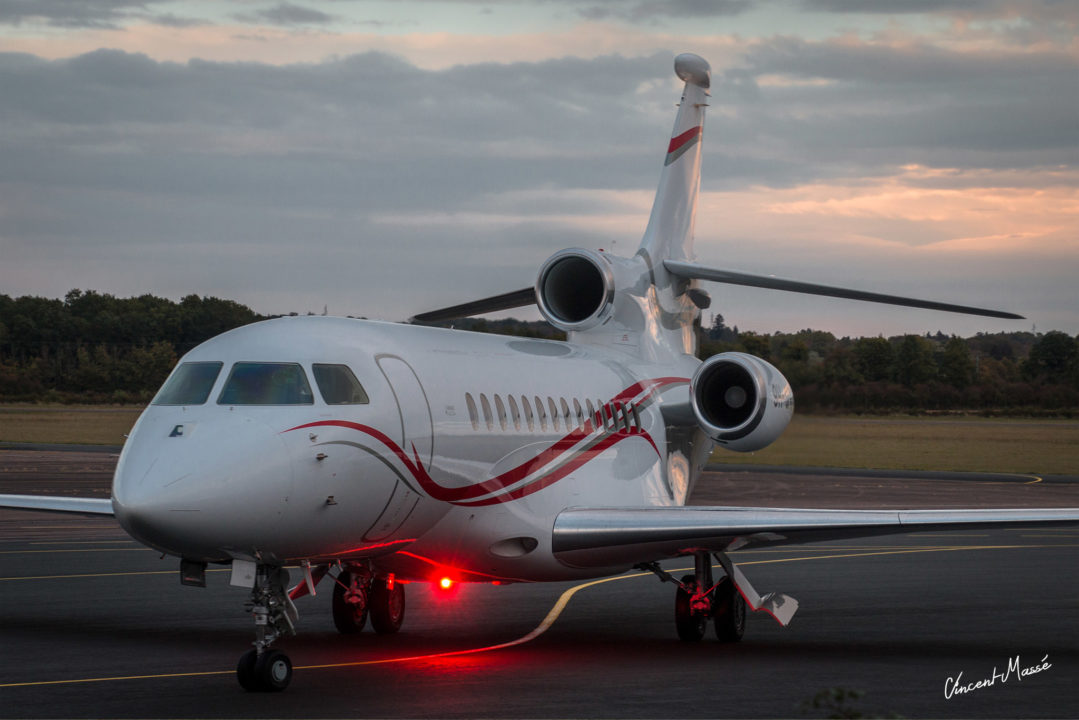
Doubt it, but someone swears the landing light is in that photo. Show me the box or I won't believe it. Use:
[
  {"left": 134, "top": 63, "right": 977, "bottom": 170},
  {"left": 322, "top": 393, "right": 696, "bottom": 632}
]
[{"left": 439, "top": 577, "right": 453, "bottom": 590}]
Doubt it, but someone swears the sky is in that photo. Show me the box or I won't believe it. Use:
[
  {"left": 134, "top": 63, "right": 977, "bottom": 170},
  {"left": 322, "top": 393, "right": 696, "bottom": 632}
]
[{"left": 0, "top": 0, "right": 1076, "bottom": 338}]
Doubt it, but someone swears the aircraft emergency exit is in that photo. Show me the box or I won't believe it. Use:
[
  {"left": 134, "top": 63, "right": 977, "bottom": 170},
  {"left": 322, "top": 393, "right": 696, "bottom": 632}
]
[{"left": 2, "top": 53, "right": 1075, "bottom": 693}]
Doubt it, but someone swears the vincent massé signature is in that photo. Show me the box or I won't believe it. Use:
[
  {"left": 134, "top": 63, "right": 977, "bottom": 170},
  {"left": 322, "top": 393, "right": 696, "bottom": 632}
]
[{"left": 944, "top": 654, "right": 1053, "bottom": 699}]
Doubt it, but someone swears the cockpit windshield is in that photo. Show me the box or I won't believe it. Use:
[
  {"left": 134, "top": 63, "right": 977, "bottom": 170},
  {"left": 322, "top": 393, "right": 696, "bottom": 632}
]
[
  {"left": 218, "top": 363, "right": 314, "bottom": 405},
  {"left": 152, "top": 362, "right": 223, "bottom": 406},
  {"left": 312, "top": 364, "right": 369, "bottom": 404}
]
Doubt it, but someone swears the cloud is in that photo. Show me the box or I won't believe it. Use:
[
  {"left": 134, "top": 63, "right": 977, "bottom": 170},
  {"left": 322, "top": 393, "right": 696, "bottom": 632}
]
[
  {"left": 0, "top": 33, "right": 1074, "bottom": 335},
  {"left": 578, "top": 0, "right": 751, "bottom": 22},
  {"left": 0, "top": 0, "right": 146, "bottom": 28},
  {"left": 232, "top": 3, "right": 337, "bottom": 26}
]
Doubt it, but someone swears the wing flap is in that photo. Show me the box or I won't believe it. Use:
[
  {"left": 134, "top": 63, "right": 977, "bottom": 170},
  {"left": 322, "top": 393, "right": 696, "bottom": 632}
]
[
  {"left": 664, "top": 260, "right": 1023, "bottom": 320},
  {"left": 0, "top": 494, "right": 114, "bottom": 516},
  {"left": 552, "top": 506, "right": 1079, "bottom": 568}
]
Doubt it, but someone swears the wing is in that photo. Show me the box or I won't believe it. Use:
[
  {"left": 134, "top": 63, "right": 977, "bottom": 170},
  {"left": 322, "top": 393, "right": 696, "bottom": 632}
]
[
  {"left": 664, "top": 260, "right": 1023, "bottom": 320},
  {"left": 552, "top": 505, "right": 1079, "bottom": 568},
  {"left": 409, "top": 287, "right": 535, "bottom": 324},
  {"left": 0, "top": 494, "right": 114, "bottom": 516}
]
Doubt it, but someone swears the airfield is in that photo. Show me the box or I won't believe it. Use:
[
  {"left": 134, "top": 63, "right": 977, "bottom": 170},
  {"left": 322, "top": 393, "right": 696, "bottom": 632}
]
[{"left": 0, "top": 446, "right": 1076, "bottom": 718}]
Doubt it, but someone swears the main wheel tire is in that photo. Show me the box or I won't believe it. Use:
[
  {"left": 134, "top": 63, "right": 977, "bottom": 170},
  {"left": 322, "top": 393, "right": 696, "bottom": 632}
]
[
  {"left": 674, "top": 574, "right": 707, "bottom": 642},
  {"left": 713, "top": 577, "right": 746, "bottom": 643},
  {"left": 254, "top": 649, "right": 292, "bottom": 692},
  {"left": 236, "top": 649, "right": 259, "bottom": 692},
  {"left": 369, "top": 579, "right": 405, "bottom": 635},
  {"left": 332, "top": 571, "right": 368, "bottom": 635}
]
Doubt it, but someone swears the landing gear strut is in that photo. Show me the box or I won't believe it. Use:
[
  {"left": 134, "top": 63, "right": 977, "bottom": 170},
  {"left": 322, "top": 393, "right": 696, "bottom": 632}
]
[{"left": 237, "top": 565, "right": 297, "bottom": 692}]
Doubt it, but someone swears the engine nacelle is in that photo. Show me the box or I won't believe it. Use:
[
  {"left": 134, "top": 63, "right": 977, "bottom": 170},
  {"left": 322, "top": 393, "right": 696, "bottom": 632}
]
[
  {"left": 690, "top": 352, "right": 794, "bottom": 453},
  {"left": 535, "top": 248, "right": 615, "bottom": 333}
]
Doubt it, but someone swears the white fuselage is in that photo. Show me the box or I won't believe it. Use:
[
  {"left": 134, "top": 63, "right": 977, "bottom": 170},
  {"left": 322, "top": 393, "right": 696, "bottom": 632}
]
[{"left": 112, "top": 316, "right": 707, "bottom": 583}]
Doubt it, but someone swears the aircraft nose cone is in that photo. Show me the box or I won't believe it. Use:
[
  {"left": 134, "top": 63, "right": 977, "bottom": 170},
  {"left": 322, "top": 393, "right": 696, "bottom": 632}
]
[{"left": 113, "top": 413, "right": 294, "bottom": 561}]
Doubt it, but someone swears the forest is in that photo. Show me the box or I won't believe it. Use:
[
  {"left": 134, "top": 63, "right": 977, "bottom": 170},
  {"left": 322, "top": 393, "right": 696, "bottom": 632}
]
[{"left": 1, "top": 290, "right": 1076, "bottom": 414}]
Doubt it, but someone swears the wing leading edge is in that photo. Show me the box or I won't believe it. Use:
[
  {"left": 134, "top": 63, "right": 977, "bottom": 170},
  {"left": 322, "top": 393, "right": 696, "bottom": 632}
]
[
  {"left": 0, "top": 494, "right": 114, "bottom": 516},
  {"left": 552, "top": 505, "right": 1079, "bottom": 569}
]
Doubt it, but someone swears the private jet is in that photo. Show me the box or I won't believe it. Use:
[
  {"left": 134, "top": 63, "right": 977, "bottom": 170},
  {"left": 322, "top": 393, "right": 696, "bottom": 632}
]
[{"left": 3, "top": 53, "right": 1075, "bottom": 692}]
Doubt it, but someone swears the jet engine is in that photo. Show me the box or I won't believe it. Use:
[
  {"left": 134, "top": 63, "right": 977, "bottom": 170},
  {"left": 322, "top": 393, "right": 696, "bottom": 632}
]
[
  {"left": 535, "top": 248, "right": 616, "bottom": 333},
  {"left": 690, "top": 352, "right": 794, "bottom": 452}
]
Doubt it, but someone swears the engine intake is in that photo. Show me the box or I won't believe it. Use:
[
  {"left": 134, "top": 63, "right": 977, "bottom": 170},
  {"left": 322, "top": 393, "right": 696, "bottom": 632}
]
[
  {"left": 691, "top": 352, "right": 793, "bottom": 452},
  {"left": 535, "top": 248, "right": 615, "bottom": 333}
]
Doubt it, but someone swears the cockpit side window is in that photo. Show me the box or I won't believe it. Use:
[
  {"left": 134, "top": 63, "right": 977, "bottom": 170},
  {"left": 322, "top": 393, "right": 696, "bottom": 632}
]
[
  {"left": 152, "top": 362, "right": 223, "bottom": 405},
  {"left": 313, "top": 364, "right": 370, "bottom": 405},
  {"left": 218, "top": 362, "right": 314, "bottom": 405}
]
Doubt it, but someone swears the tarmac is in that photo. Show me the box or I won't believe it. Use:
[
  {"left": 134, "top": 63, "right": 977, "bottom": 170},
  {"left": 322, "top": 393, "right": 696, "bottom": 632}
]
[{"left": 0, "top": 446, "right": 1076, "bottom": 718}]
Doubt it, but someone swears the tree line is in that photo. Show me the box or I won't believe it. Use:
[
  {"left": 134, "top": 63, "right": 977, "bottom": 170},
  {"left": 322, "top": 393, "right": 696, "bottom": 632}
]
[
  {"left": 0, "top": 291, "right": 1076, "bottom": 414},
  {"left": 700, "top": 316, "right": 1078, "bottom": 415},
  {"left": 0, "top": 290, "right": 262, "bottom": 403}
]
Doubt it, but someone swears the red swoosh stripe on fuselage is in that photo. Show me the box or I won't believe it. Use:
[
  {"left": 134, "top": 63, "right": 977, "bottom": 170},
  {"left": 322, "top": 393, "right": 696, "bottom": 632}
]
[{"left": 285, "top": 376, "right": 687, "bottom": 506}]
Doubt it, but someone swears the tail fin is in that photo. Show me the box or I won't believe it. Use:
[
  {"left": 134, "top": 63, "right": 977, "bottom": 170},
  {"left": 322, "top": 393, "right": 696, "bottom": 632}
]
[{"left": 638, "top": 53, "right": 711, "bottom": 266}]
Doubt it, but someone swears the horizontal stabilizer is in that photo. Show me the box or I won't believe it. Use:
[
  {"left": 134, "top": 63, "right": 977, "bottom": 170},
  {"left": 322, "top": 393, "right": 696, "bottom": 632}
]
[
  {"left": 664, "top": 260, "right": 1023, "bottom": 320},
  {"left": 410, "top": 287, "right": 535, "bottom": 324},
  {"left": 552, "top": 505, "right": 1079, "bottom": 569},
  {"left": 0, "top": 493, "right": 114, "bottom": 516}
]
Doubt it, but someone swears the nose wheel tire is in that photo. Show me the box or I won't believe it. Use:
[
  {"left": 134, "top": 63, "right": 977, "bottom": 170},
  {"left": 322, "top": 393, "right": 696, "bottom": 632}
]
[
  {"left": 237, "top": 649, "right": 259, "bottom": 691},
  {"left": 674, "top": 574, "right": 707, "bottom": 641},
  {"left": 369, "top": 579, "right": 406, "bottom": 634},
  {"left": 332, "top": 571, "right": 369, "bottom": 635},
  {"left": 237, "top": 649, "right": 292, "bottom": 692}
]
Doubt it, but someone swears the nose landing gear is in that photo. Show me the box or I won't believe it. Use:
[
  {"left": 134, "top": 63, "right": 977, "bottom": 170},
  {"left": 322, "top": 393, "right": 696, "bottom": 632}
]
[{"left": 237, "top": 565, "right": 297, "bottom": 692}]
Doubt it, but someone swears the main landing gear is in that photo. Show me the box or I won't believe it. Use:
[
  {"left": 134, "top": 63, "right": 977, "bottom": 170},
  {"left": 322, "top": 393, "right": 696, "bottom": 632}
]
[
  {"left": 237, "top": 565, "right": 297, "bottom": 692},
  {"left": 639, "top": 550, "right": 797, "bottom": 643},
  {"left": 667, "top": 551, "right": 745, "bottom": 643},
  {"left": 332, "top": 564, "right": 406, "bottom": 636}
]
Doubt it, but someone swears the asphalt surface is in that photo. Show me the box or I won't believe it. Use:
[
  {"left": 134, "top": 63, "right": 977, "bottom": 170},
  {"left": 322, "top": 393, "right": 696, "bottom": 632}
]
[{"left": 0, "top": 449, "right": 1076, "bottom": 718}]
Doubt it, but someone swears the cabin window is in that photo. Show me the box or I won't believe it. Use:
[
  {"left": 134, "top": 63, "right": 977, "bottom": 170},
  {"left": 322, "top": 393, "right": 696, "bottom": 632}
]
[
  {"left": 534, "top": 396, "right": 547, "bottom": 431},
  {"left": 494, "top": 394, "right": 508, "bottom": 431},
  {"left": 312, "top": 364, "right": 369, "bottom": 405},
  {"left": 218, "top": 362, "right": 314, "bottom": 405},
  {"left": 548, "top": 397, "right": 560, "bottom": 432},
  {"left": 585, "top": 399, "right": 596, "bottom": 428},
  {"left": 560, "top": 398, "right": 571, "bottom": 428},
  {"left": 153, "top": 362, "right": 223, "bottom": 406},
  {"left": 573, "top": 398, "right": 583, "bottom": 428},
  {"left": 508, "top": 395, "right": 521, "bottom": 431},
  {"left": 465, "top": 393, "right": 479, "bottom": 431},
  {"left": 480, "top": 393, "right": 494, "bottom": 431},
  {"left": 631, "top": 403, "right": 642, "bottom": 432},
  {"left": 521, "top": 395, "right": 534, "bottom": 432}
]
